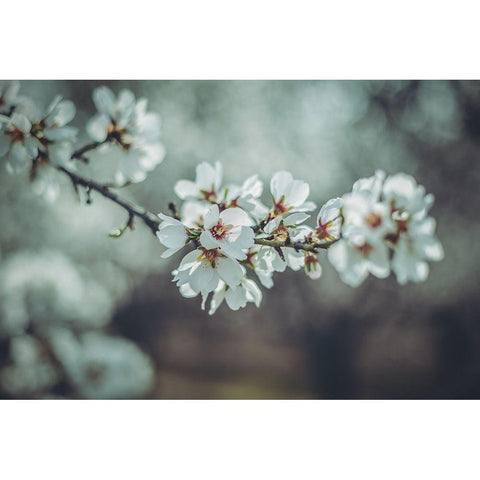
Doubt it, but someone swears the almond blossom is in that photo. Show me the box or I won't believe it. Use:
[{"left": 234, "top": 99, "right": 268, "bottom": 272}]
[
  {"left": 174, "top": 161, "right": 223, "bottom": 202},
  {"left": 314, "top": 197, "right": 343, "bottom": 243},
  {"left": 86, "top": 86, "right": 165, "bottom": 183},
  {"left": 31, "top": 95, "right": 78, "bottom": 165},
  {"left": 269, "top": 171, "right": 316, "bottom": 216},
  {"left": 199, "top": 204, "right": 254, "bottom": 260},
  {"left": 173, "top": 247, "right": 245, "bottom": 294},
  {"left": 207, "top": 277, "right": 262, "bottom": 315},
  {"left": 0, "top": 113, "right": 38, "bottom": 173}
]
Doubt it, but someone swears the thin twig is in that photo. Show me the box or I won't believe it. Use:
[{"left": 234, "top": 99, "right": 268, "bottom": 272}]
[
  {"left": 71, "top": 141, "right": 104, "bottom": 163},
  {"left": 56, "top": 165, "right": 161, "bottom": 234}
]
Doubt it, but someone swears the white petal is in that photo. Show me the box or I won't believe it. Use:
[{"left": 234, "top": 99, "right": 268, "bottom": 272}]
[
  {"left": 157, "top": 224, "right": 187, "bottom": 249},
  {"left": 174, "top": 180, "right": 199, "bottom": 200},
  {"left": 189, "top": 264, "right": 218, "bottom": 293},
  {"left": 44, "top": 126, "right": 77, "bottom": 141},
  {"left": 203, "top": 204, "right": 220, "bottom": 229},
  {"left": 243, "top": 278, "right": 262, "bottom": 307},
  {"left": 270, "top": 171, "right": 293, "bottom": 200},
  {"left": 86, "top": 114, "right": 110, "bottom": 142},
  {"left": 199, "top": 230, "right": 219, "bottom": 250},
  {"left": 196, "top": 162, "right": 220, "bottom": 192},
  {"left": 220, "top": 207, "right": 252, "bottom": 227},
  {"left": 225, "top": 286, "right": 248, "bottom": 310},
  {"left": 92, "top": 86, "right": 116, "bottom": 116},
  {"left": 367, "top": 244, "right": 390, "bottom": 279},
  {"left": 208, "top": 284, "right": 226, "bottom": 315},
  {"left": 216, "top": 257, "right": 244, "bottom": 288},
  {"left": 285, "top": 179, "right": 310, "bottom": 207},
  {"left": 11, "top": 113, "right": 31, "bottom": 133},
  {"left": 284, "top": 212, "right": 309, "bottom": 225},
  {"left": 229, "top": 226, "right": 254, "bottom": 250}
]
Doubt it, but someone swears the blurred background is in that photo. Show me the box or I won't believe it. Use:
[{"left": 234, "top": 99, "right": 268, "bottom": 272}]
[{"left": 1, "top": 80, "right": 479, "bottom": 399}]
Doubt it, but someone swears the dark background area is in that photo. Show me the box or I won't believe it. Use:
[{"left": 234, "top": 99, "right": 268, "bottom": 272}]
[{"left": 1, "top": 80, "right": 479, "bottom": 399}]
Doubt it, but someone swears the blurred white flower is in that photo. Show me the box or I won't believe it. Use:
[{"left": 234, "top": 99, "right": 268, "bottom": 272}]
[
  {"left": 391, "top": 216, "right": 444, "bottom": 284},
  {"left": 0, "top": 251, "right": 114, "bottom": 336},
  {"left": 383, "top": 173, "right": 443, "bottom": 284},
  {"left": 32, "top": 95, "right": 77, "bottom": 165},
  {"left": 383, "top": 173, "right": 434, "bottom": 219},
  {"left": 0, "top": 81, "right": 35, "bottom": 116},
  {"left": 86, "top": 86, "right": 165, "bottom": 183},
  {"left": 270, "top": 171, "right": 316, "bottom": 215},
  {"left": 0, "top": 81, "right": 21, "bottom": 114},
  {"left": 47, "top": 328, "right": 154, "bottom": 399},
  {"left": 352, "top": 169, "right": 386, "bottom": 202},
  {"left": 327, "top": 237, "right": 390, "bottom": 287},
  {"left": 0, "top": 113, "right": 38, "bottom": 173},
  {"left": 0, "top": 335, "right": 59, "bottom": 397}
]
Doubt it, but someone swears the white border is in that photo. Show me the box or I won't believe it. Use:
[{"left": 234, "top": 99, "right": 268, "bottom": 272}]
[
  {"left": 3, "top": 0, "right": 480, "bottom": 79},
  {"left": 1, "top": 400, "right": 478, "bottom": 479}
]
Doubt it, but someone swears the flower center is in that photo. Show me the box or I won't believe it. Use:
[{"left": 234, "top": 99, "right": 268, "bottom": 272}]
[
  {"left": 315, "top": 222, "right": 332, "bottom": 240},
  {"left": 356, "top": 242, "right": 373, "bottom": 258},
  {"left": 210, "top": 222, "right": 230, "bottom": 240},
  {"left": 6, "top": 126, "right": 25, "bottom": 143},
  {"left": 365, "top": 212, "right": 382, "bottom": 228},
  {"left": 272, "top": 196, "right": 290, "bottom": 215},
  {"left": 304, "top": 252, "right": 319, "bottom": 272},
  {"left": 108, "top": 122, "right": 130, "bottom": 150},
  {"left": 199, "top": 248, "right": 221, "bottom": 266},
  {"left": 201, "top": 188, "right": 217, "bottom": 203}
]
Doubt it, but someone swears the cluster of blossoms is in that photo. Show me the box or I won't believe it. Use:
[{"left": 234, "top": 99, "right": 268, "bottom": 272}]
[
  {"left": 0, "top": 82, "right": 165, "bottom": 200},
  {"left": 157, "top": 163, "right": 444, "bottom": 314},
  {"left": 1, "top": 81, "right": 444, "bottom": 320}
]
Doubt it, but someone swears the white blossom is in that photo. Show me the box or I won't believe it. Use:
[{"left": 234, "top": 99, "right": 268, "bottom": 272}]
[
  {"left": 391, "top": 216, "right": 444, "bottom": 284},
  {"left": 199, "top": 204, "right": 254, "bottom": 260},
  {"left": 0, "top": 113, "right": 38, "bottom": 173},
  {"left": 328, "top": 237, "right": 390, "bottom": 287},
  {"left": 0, "top": 335, "right": 59, "bottom": 397},
  {"left": 383, "top": 172, "right": 434, "bottom": 219},
  {"left": 314, "top": 197, "right": 343, "bottom": 242},
  {"left": 270, "top": 171, "right": 316, "bottom": 215},
  {"left": 174, "top": 161, "right": 223, "bottom": 202},
  {"left": 207, "top": 278, "right": 262, "bottom": 315},
  {"left": 86, "top": 86, "right": 165, "bottom": 183},
  {"left": 0, "top": 81, "right": 34, "bottom": 116},
  {"left": 383, "top": 173, "right": 443, "bottom": 284},
  {"left": 32, "top": 95, "right": 77, "bottom": 165},
  {"left": 173, "top": 247, "right": 245, "bottom": 294}
]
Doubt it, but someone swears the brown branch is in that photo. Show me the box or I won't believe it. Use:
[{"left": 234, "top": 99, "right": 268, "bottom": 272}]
[
  {"left": 56, "top": 165, "right": 161, "bottom": 235},
  {"left": 254, "top": 237, "right": 338, "bottom": 252},
  {"left": 71, "top": 141, "right": 104, "bottom": 163}
]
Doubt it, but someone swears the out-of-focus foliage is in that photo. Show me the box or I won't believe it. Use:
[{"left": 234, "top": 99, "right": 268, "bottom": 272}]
[{"left": 1, "top": 80, "right": 479, "bottom": 399}]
